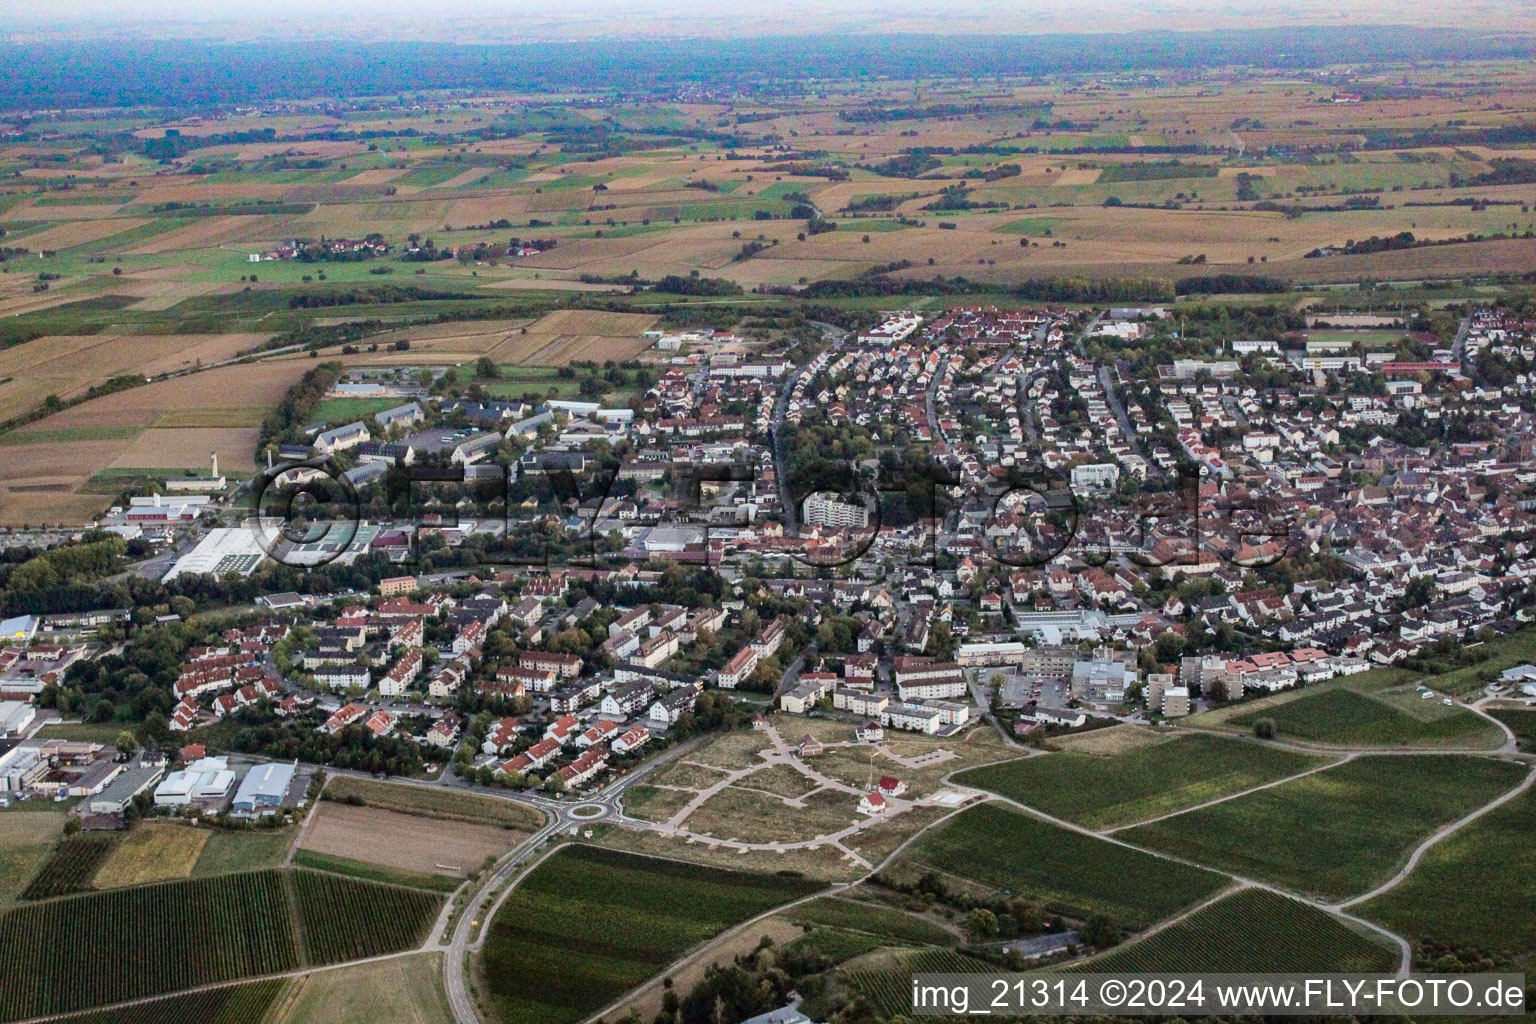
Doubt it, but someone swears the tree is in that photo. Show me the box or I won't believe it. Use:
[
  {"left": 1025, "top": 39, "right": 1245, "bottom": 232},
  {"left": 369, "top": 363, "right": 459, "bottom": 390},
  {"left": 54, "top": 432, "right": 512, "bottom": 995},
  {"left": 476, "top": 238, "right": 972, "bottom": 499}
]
[
  {"left": 1253, "top": 717, "right": 1277, "bottom": 740},
  {"left": 1082, "top": 914, "right": 1121, "bottom": 948},
  {"left": 115, "top": 730, "right": 138, "bottom": 756},
  {"left": 965, "top": 907, "right": 999, "bottom": 941},
  {"left": 545, "top": 773, "right": 567, "bottom": 794}
]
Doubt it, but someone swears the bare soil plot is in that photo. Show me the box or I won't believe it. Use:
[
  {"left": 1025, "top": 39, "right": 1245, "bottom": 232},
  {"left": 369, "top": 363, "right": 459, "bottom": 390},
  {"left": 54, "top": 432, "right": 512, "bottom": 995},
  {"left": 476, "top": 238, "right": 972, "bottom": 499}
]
[
  {"left": 445, "top": 195, "right": 530, "bottom": 224},
  {"left": 298, "top": 802, "right": 518, "bottom": 878},
  {"left": 343, "top": 167, "right": 412, "bottom": 185},
  {"left": 429, "top": 166, "right": 500, "bottom": 190},
  {"left": 122, "top": 214, "right": 298, "bottom": 254},
  {"left": 108, "top": 426, "right": 259, "bottom": 472},
  {"left": 685, "top": 787, "right": 861, "bottom": 844},
  {"left": 13, "top": 218, "right": 153, "bottom": 251}
]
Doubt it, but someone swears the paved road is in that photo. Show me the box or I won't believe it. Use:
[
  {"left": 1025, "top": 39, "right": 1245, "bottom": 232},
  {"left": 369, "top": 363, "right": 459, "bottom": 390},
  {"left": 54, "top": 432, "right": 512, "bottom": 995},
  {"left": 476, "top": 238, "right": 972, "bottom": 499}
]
[{"left": 771, "top": 321, "right": 846, "bottom": 529}]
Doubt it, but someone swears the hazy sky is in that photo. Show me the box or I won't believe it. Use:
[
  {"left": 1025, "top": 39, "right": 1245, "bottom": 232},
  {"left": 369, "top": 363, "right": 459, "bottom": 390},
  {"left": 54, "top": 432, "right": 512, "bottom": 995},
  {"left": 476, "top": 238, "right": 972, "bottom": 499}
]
[{"left": 2, "top": 0, "right": 1531, "bottom": 41}]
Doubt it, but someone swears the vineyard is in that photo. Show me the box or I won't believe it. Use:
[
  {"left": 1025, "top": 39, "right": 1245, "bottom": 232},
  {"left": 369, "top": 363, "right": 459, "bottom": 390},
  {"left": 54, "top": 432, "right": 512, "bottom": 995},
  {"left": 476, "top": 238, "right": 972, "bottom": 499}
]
[
  {"left": 292, "top": 869, "right": 443, "bottom": 964},
  {"left": 39, "top": 980, "right": 286, "bottom": 1024},
  {"left": 786, "top": 897, "right": 957, "bottom": 947},
  {"left": 0, "top": 868, "right": 442, "bottom": 1021},
  {"left": 1357, "top": 782, "right": 1536, "bottom": 958},
  {"left": 1227, "top": 687, "right": 1499, "bottom": 748},
  {"left": 480, "top": 845, "right": 823, "bottom": 1024},
  {"left": 21, "top": 835, "right": 117, "bottom": 900},
  {"left": 899, "top": 802, "right": 1224, "bottom": 928},
  {"left": 1076, "top": 888, "right": 1397, "bottom": 973},
  {"left": 842, "top": 948, "right": 996, "bottom": 1017},
  {"left": 952, "top": 734, "right": 1330, "bottom": 829},
  {"left": 1123, "top": 755, "right": 1526, "bottom": 902}
]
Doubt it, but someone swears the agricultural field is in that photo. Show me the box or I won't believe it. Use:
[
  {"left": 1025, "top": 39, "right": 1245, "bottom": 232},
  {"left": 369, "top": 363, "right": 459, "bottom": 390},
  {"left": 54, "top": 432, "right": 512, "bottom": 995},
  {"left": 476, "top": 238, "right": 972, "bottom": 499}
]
[
  {"left": 478, "top": 844, "right": 823, "bottom": 1024},
  {"left": 783, "top": 895, "right": 959, "bottom": 947},
  {"left": 38, "top": 980, "right": 287, "bottom": 1024},
  {"left": 0, "top": 869, "right": 297, "bottom": 1020},
  {"left": 291, "top": 869, "right": 443, "bottom": 965},
  {"left": 291, "top": 850, "right": 463, "bottom": 893},
  {"left": 321, "top": 777, "right": 544, "bottom": 831},
  {"left": 0, "top": 868, "right": 441, "bottom": 1021},
  {"left": 296, "top": 802, "right": 517, "bottom": 881},
  {"left": 1487, "top": 708, "right": 1536, "bottom": 752},
  {"left": 268, "top": 954, "right": 452, "bottom": 1024},
  {"left": 189, "top": 828, "right": 296, "bottom": 877},
  {"left": 952, "top": 733, "right": 1332, "bottom": 829},
  {"left": 1217, "top": 682, "right": 1504, "bottom": 749},
  {"left": 895, "top": 802, "right": 1225, "bottom": 929},
  {"left": 20, "top": 834, "right": 118, "bottom": 900},
  {"left": 91, "top": 824, "right": 209, "bottom": 889},
  {"left": 1076, "top": 888, "right": 1398, "bottom": 974},
  {"left": 1122, "top": 755, "right": 1527, "bottom": 902},
  {"left": 0, "top": 811, "right": 65, "bottom": 907},
  {"left": 839, "top": 947, "right": 999, "bottom": 1018},
  {"left": 1356, "top": 781, "right": 1536, "bottom": 960}
]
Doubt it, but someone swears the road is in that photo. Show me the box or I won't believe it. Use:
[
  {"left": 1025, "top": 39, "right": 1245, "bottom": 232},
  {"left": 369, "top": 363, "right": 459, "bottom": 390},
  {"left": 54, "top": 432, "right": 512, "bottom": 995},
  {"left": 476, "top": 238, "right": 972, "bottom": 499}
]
[
  {"left": 770, "top": 320, "right": 846, "bottom": 530},
  {"left": 1451, "top": 312, "right": 1474, "bottom": 381}
]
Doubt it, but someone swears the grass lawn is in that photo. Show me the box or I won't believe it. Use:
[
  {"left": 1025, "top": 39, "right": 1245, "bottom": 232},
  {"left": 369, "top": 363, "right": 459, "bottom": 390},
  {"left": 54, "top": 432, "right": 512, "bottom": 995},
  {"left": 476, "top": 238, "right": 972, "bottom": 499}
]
[
  {"left": 479, "top": 844, "right": 823, "bottom": 1024},
  {"left": 952, "top": 734, "right": 1333, "bottom": 829},
  {"left": 1076, "top": 888, "right": 1398, "bottom": 973},
  {"left": 191, "top": 828, "right": 295, "bottom": 877},
  {"left": 1228, "top": 686, "right": 1503, "bottom": 749},
  {"left": 274, "top": 954, "right": 452, "bottom": 1024},
  {"left": 312, "top": 396, "right": 406, "bottom": 424},
  {"left": 93, "top": 823, "right": 209, "bottom": 889},
  {"left": 292, "top": 849, "right": 461, "bottom": 893},
  {"left": 0, "top": 810, "right": 64, "bottom": 908},
  {"left": 896, "top": 802, "right": 1225, "bottom": 929},
  {"left": 1122, "top": 755, "right": 1526, "bottom": 902},
  {"left": 1356, "top": 777, "right": 1536, "bottom": 961},
  {"left": 34, "top": 722, "right": 130, "bottom": 744}
]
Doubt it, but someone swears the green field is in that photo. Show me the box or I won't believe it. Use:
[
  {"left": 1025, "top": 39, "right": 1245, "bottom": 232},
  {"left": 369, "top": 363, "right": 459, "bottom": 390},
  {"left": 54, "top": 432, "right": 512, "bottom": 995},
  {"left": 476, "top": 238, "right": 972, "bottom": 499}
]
[
  {"left": 897, "top": 802, "right": 1225, "bottom": 929},
  {"left": 479, "top": 845, "right": 823, "bottom": 1024},
  {"left": 312, "top": 397, "right": 406, "bottom": 424},
  {"left": 1356, "top": 777, "right": 1536, "bottom": 960},
  {"left": 0, "top": 868, "right": 441, "bottom": 1021},
  {"left": 952, "top": 734, "right": 1331, "bottom": 829},
  {"left": 190, "top": 828, "right": 296, "bottom": 877},
  {"left": 1122, "top": 755, "right": 1526, "bottom": 902},
  {"left": 0, "top": 811, "right": 65, "bottom": 908},
  {"left": 1076, "top": 889, "right": 1398, "bottom": 973},
  {"left": 293, "top": 848, "right": 462, "bottom": 893},
  {"left": 1228, "top": 687, "right": 1502, "bottom": 748},
  {"left": 37, "top": 980, "right": 286, "bottom": 1024},
  {"left": 1487, "top": 708, "right": 1536, "bottom": 752},
  {"left": 784, "top": 896, "right": 957, "bottom": 947}
]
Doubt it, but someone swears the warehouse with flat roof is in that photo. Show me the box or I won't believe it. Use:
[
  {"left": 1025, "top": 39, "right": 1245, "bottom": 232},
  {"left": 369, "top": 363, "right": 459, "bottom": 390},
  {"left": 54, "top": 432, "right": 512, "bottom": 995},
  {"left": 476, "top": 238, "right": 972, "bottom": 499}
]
[{"left": 231, "top": 761, "right": 297, "bottom": 815}]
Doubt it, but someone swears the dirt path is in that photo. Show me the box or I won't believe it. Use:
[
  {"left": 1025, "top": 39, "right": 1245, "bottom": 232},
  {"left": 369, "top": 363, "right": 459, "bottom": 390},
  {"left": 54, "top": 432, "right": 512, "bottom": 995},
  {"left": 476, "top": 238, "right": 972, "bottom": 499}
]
[
  {"left": 1098, "top": 752, "right": 1355, "bottom": 835},
  {"left": 1332, "top": 762, "right": 1536, "bottom": 911}
]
